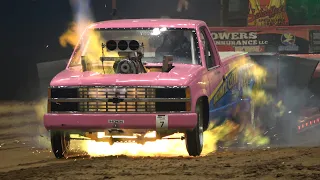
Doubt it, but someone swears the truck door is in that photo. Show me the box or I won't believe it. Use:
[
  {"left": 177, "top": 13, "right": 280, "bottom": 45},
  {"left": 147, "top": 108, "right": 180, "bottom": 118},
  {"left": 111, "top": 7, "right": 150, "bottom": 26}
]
[{"left": 198, "top": 26, "right": 223, "bottom": 119}]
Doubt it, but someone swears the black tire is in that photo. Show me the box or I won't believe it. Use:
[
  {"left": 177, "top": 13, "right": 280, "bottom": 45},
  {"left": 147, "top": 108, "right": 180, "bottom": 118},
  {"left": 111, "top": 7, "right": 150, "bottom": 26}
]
[
  {"left": 185, "top": 99, "right": 204, "bottom": 156},
  {"left": 50, "top": 131, "right": 70, "bottom": 159}
]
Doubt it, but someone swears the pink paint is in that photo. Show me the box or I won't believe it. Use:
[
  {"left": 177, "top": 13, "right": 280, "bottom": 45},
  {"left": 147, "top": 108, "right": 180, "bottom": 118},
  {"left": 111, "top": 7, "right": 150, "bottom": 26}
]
[
  {"left": 44, "top": 113, "right": 197, "bottom": 130},
  {"left": 51, "top": 64, "right": 205, "bottom": 87},
  {"left": 91, "top": 19, "right": 205, "bottom": 29}
]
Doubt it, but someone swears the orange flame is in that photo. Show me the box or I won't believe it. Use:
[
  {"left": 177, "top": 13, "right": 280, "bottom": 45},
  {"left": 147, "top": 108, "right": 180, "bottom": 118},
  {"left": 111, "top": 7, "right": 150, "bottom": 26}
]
[
  {"left": 79, "top": 121, "right": 240, "bottom": 157},
  {"left": 59, "top": 22, "right": 80, "bottom": 48},
  {"left": 83, "top": 134, "right": 189, "bottom": 157}
]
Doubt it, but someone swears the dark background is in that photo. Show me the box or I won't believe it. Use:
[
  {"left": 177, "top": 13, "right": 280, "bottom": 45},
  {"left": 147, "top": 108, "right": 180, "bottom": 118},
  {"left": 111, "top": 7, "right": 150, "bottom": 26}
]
[
  {"left": 2, "top": 0, "right": 319, "bottom": 101},
  {"left": 1, "top": 0, "right": 222, "bottom": 101}
]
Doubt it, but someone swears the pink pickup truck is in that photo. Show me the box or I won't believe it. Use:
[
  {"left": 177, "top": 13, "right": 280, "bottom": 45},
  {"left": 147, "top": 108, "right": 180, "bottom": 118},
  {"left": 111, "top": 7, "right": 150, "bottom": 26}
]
[{"left": 44, "top": 19, "right": 256, "bottom": 158}]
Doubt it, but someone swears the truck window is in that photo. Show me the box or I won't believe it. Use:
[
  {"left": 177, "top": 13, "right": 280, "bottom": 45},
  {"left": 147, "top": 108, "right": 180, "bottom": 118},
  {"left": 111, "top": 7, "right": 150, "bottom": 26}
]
[{"left": 199, "top": 27, "right": 215, "bottom": 68}]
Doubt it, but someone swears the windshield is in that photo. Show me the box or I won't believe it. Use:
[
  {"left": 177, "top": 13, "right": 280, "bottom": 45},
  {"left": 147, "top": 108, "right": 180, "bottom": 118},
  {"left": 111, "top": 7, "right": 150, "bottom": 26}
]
[{"left": 68, "top": 28, "right": 200, "bottom": 67}]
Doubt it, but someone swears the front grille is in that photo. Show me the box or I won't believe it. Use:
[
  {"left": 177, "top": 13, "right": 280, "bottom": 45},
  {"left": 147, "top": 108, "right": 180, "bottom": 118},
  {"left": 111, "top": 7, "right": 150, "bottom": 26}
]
[
  {"left": 49, "top": 86, "right": 189, "bottom": 113},
  {"left": 78, "top": 87, "right": 156, "bottom": 112}
]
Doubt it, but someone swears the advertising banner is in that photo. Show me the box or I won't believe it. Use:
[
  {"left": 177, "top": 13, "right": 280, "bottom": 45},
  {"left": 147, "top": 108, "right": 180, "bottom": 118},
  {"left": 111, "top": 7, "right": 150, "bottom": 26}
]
[
  {"left": 210, "top": 26, "right": 320, "bottom": 54},
  {"left": 309, "top": 30, "right": 320, "bottom": 53},
  {"left": 247, "top": 0, "right": 289, "bottom": 26}
]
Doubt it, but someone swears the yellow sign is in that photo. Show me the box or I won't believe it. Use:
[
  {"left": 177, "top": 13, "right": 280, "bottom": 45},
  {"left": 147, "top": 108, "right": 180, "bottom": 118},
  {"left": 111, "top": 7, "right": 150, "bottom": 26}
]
[{"left": 248, "top": 0, "right": 289, "bottom": 26}]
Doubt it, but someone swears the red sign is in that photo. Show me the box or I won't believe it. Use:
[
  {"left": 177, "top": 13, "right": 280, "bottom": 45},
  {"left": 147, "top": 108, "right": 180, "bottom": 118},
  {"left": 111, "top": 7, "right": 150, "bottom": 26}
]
[{"left": 210, "top": 25, "right": 320, "bottom": 54}]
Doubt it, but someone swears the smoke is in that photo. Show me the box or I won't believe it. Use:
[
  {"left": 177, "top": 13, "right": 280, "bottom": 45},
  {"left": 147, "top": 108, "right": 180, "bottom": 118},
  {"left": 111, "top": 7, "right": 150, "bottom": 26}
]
[
  {"left": 177, "top": 0, "right": 189, "bottom": 12},
  {"left": 36, "top": 0, "right": 96, "bottom": 147},
  {"left": 274, "top": 86, "right": 319, "bottom": 147},
  {"left": 29, "top": 0, "right": 97, "bottom": 150},
  {"left": 203, "top": 54, "right": 319, "bottom": 151},
  {"left": 250, "top": 54, "right": 320, "bottom": 147},
  {"left": 59, "top": 22, "right": 79, "bottom": 48},
  {"left": 69, "top": 0, "right": 94, "bottom": 37},
  {"left": 59, "top": 0, "right": 94, "bottom": 48},
  {"left": 34, "top": 1, "right": 97, "bottom": 149}
]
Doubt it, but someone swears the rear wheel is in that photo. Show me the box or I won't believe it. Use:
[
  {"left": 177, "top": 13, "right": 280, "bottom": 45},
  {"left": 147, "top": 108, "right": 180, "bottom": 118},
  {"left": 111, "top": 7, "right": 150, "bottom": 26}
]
[
  {"left": 50, "top": 131, "right": 70, "bottom": 159},
  {"left": 185, "top": 99, "right": 204, "bottom": 156}
]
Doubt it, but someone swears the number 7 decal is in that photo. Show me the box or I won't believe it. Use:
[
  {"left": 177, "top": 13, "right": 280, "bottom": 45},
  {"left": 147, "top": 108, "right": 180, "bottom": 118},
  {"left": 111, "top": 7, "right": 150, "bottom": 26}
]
[
  {"left": 156, "top": 115, "right": 168, "bottom": 129},
  {"left": 160, "top": 121, "right": 164, "bottom": 127}
]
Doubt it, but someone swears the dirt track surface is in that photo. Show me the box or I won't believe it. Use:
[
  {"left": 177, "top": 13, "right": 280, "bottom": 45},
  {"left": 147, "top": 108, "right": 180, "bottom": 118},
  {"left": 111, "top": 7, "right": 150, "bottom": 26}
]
[
  {"left": 0, "top": 107, "right": 320, "bottom": 180},
  {"left": 0, "top": 147, "right": 319, "bottom": 180}
]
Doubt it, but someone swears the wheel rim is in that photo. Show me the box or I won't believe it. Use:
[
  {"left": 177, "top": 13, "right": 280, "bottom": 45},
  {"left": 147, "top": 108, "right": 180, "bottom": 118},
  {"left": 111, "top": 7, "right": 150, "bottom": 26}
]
[
  {"left": 61, "top": 133, "right": 70, "bottom": 156},
  {"left": 197, "top": 106, "right": 204, "bottom": 148}
]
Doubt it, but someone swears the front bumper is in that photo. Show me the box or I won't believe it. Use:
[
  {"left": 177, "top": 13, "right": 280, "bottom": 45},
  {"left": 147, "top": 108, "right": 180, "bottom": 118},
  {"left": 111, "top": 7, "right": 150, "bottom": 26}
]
[{"left": 44, "top": 113, "right": 197, "bottom": 131}]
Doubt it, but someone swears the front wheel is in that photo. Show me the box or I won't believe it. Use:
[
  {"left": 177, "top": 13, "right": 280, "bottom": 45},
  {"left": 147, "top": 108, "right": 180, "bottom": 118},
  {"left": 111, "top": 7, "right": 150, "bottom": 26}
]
[
  {"left": 50, "top": 131, "right": 70, "bottom": 159},
  {"left": 185, "top": 99, "right": 204, "bottom": 156}
]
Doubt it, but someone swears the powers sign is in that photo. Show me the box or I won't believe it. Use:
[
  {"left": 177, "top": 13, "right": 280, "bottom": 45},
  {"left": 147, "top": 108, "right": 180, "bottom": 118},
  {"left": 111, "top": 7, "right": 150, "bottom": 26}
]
[
  {"left": 211, "top": 32, "right": 268, "bottom": 52},
  {"left": 212, "top": 32, "right": 268, "bottom": 46},
  {"left": 210, "top": 26, "right": 315, "bottom": 54}
]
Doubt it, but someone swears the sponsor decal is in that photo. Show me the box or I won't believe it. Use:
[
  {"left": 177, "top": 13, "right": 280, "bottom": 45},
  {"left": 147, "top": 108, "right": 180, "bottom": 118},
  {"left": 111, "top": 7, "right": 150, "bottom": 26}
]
[
  {"left": 234, "top": 46, "right": 265, "bottom": 52},
  {"left": 310, "top": 30, "right": 320, "bottom": 53},
  {"left": 212, "top": 32, "right": 268, "bottom": 46},
  {"left": 212, "top": 68, "right": 238, "bottom": 105},
  {"left": 108, "top": 120, "right": 125, "bottom": 124},
  {"left": 278, "top": 33, "right": 299, "bottom": 51},
  {"left": 211, "top": 26, "right": 320, "bottom": 54},
  {"left": 212, "top": 66, "right": 253, "bottom": 105}
]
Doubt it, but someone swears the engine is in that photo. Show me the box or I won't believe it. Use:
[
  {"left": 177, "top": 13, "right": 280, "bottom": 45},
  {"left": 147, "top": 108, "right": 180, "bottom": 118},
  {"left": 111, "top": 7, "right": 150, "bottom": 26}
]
[
  {"left": 104, "top": 40, "right": 147, "bottom": 74},
  {"left": 81, "top": 39, "right": 173, "bottom": 74},
  {"left": 115, "top": 59, "right": 139, "bottom": 74}
]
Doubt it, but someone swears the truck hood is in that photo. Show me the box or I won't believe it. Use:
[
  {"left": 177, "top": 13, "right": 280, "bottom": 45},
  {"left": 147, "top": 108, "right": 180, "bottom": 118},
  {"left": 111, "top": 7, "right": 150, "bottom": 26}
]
[{"left": 50, "top": 64, "right": 204, "bottom": 87}]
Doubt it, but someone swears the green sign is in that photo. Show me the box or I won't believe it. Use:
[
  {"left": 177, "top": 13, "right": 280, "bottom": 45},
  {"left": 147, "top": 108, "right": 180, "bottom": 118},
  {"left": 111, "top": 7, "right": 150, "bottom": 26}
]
[{"left": 286, "top": 0, "right": 320, "bottom": 25}]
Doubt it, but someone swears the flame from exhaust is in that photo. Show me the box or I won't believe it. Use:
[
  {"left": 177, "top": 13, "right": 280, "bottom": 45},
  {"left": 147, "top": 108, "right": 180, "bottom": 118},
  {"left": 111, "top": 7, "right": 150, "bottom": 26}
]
[
  {"left": 59, "top": 0, "right": 118, "bottom": 73},
  {"left": 82, "top": 119, "right": 260, "bottom": 157},
  {"left": 82, "top": 120, "right": 243, "bottom": 157},
  {"left": 59, "top": 21, "right": 118, "bottom": 73},
  {"left": 60, "top": 0, "right": 92, "bottom": 48},
  {"left": 202, "top": 121, "right": 240, "bottom": 154},
  {"left": 84, "top": 134, "right": 189, "bottom": 157},
  {"left": 59, "top": 22, "right": 79, "bottom": 48}
]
